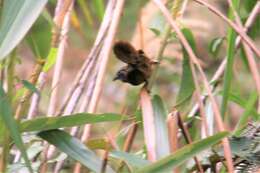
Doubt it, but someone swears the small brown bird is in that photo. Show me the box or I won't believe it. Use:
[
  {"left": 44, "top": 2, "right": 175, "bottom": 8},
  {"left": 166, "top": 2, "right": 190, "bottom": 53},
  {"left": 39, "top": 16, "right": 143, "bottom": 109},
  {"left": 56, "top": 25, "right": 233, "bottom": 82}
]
[{"left": 113, "top": 41, "right": 155, "bottom": 86}]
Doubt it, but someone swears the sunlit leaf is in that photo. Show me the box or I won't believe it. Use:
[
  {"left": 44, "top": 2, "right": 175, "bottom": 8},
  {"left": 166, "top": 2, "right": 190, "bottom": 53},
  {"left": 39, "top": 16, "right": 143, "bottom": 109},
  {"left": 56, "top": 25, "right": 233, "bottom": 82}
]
[
  {"left": 0, "top": 0, "right": 48, "bottom": 60},
  {"left": 21, "top": 113, "right": 125, "bottom": 132},
  {"left": 42, "top": 47, "right": 58, "bottom": 72},
  {"left": 86, "top": 138, "right": 113, "bottom": 151}
]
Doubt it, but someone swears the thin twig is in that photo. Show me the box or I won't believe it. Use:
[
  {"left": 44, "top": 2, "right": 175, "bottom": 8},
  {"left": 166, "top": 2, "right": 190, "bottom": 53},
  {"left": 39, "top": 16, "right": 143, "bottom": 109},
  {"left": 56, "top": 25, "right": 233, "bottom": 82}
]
[
  {"left": 176, "top": 111, "right": 204, "bottom": 173},
  {"left": 148, "top": 0, "right": 188, "bottom": 89},
  {"left": 193, "top": 0, "right": 260, "bottom": 58},
  {"left": 153, "top": 0, "right": 234, "bottom": 172},
  {"left": 189, "top": 1, "right": 260, "bottom": 117},
  {"left": 227, "top": 0, "right": 260, "bottom": 112}
]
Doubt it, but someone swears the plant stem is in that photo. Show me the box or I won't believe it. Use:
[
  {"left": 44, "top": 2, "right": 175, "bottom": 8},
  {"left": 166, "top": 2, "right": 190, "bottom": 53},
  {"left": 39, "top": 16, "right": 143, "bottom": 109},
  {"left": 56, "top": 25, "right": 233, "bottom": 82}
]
[
  {"left": 148, "top": 0, "right": 187, "bottom": 90},
  {"left": 7, "top": 50, "right": 16, "bottom": 100}
]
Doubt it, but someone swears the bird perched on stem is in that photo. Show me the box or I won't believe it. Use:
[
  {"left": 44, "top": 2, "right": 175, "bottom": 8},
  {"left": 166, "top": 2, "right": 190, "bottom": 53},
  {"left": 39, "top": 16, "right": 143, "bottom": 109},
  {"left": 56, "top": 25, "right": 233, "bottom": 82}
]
[{"left": 113, "top": 41, "right": 157, "bottom": 86}]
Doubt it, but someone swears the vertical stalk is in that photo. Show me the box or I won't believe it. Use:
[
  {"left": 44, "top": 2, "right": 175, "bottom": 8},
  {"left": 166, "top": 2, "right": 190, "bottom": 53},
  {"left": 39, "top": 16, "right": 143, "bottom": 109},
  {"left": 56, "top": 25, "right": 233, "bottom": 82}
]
[
  {"left": 0, "top": 50, "right": 16, "bottom": 172},
  {"left": 7, "top": 50, "right": 16, "bottom": 99},
  {"left": 148, "top": 0, "right": 188, "bottom": 90}
]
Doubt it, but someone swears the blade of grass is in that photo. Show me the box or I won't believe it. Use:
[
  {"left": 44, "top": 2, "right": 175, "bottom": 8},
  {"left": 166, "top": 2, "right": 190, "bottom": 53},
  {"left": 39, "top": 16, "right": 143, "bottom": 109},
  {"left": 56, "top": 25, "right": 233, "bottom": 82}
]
[
  {"left": 0, "top": 0, "right": 48, "bottom": 60},
  {"left": 38, "top": 129, "right": 115, "bottom": 173},
  {"left": 140, "top": 88, "right": 156, "bottom": 161},
  {"left": 20, "top": 113, "right": 125, "bottom": 132},
  {"left": 93, "top": 0, "right": 105, "bottom": 21},
  {"left": 221, "top": 0, "right": 238, "bottom": 119},
  {"left": 152, "top": 95, "right": 170, "bottom": 159},
  {"left": 110, "top": 151, "right": 150, "bottom": 170},
  {"left": 0, "top": 84, "right": 33, "bottom": 173},
  {"left": 136, "top": 132, "right": 229, "bottom": 173},
  {"left": 233, "top": 92, "right": 258, "bottom": 135}
]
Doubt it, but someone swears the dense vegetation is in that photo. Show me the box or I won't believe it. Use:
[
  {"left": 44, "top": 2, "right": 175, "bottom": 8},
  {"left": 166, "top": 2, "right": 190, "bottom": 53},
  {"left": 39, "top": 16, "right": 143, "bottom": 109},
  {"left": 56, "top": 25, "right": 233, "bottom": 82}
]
[{"left": 0, "top": 0, "right": 259, "bottom": 172}]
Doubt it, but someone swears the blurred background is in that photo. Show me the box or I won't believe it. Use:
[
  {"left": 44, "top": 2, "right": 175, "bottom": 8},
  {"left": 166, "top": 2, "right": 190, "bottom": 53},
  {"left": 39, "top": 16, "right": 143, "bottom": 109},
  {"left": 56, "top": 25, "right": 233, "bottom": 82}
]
[{"left": 17, "top": 0, "right": 260, "bottom": 124}]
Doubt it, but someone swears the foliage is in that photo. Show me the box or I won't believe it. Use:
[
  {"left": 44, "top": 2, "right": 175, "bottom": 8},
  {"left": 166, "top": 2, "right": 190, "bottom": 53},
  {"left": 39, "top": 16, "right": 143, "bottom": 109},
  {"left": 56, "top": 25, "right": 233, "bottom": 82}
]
[{"left": 0, "top": 0, "right": 259, "bottom": 173}]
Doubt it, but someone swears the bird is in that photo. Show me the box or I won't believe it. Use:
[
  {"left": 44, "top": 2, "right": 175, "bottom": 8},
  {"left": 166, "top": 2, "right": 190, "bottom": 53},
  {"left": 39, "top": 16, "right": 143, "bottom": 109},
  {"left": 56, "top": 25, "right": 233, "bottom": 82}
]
[{"left": 113, "top": 41, "right": 156, "bottom": 86}]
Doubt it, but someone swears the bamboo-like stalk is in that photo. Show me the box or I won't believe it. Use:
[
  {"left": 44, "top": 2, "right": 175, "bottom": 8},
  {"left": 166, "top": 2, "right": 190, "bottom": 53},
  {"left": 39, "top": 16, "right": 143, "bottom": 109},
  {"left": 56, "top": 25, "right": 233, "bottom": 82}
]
[
  {"left": 74, "top": 1, "right": 125, "bottom": 172},
  {"left": 54, "top": 1, "right": 116, "bottom": 172},
  {"left": 152, "top": 0, "right": 234, "bottom": 172},
  {"left": 38, "top": 1, "right": 75, "bottom": 173},
  {"left": 167, "top": 111, "right": 179, "bottom": 173},
  {"left": 57, "top": 0, "right": 114, "bottom": 116},
  {"left": 14, "top": 59, "right": 45, "bottom": 119},
  {"left": 47, "top": 0, "right": 74, "bottom": 117},
  {"left": 28, "top": 0, "right": 74, "bottom": 118}
]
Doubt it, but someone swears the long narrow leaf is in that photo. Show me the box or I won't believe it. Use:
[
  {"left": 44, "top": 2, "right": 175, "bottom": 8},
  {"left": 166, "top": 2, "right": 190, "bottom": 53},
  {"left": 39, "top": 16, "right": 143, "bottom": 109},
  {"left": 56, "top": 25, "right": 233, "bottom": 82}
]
[
  {"left": 152, "top": 95, "right": 170, "bottom": 159},
  {"left": 175, "top": 28, "right": 195, "bottom": 112},
  {"left": 140, "top": 89, "right": 156, "bottom": 161},
  {"left": 0, "top": 85, "right": 33, "bottom": 172},
  {"left": 220, "top": 0, "right": 239, "bottom": 118},
  {"left": 234, "top": 92, "right": 258, "bottom": 135},
  {"left": 21, "top": 113, "right": 125, "bottom": 132},
  {"left": 0, "top": 0, "right": 48, "bottom": 60},
  {"left": 110, "top": 151, "right": 150, "bottom": 170},
  {"left": 136, "top": 132, "right": 229, "bottom": 173},
  {"left": 38, "top": 129, "right": 115, "bottom": 173}
]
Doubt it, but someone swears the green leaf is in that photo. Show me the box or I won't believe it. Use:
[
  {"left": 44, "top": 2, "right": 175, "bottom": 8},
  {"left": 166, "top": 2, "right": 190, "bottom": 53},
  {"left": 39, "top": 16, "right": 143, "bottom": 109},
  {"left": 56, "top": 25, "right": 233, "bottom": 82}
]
[
  {"left": 86, "top": 138, "right": 113, "bottom": 151},
  {"left": 21, "top": 113, "right": 125, "bottom": 132},
  {"left": 0, "top": 84, "right": 33, "bottom": 173},
  {"left": 152, "top": 95, "right": 170, "bottom": 159},
  {"left": 149, "top": 28, "right": 161, "bottom": 36},
  {"left": 110, "top": 151, "right": 150, "bottom": 170},
  {"left": 21, "top": 80, "right": 39, "bottom": 95},
  {"left": 220, "top": 0, "right": 238, "bottom": 118},
  {"left": 38, "top": 129, "right": 115, "bottom": 173},
  {"left": 42, "top": 47, "right": 58, "bottom": 71},
  {"left": 209, "top": 37, "right": 225, "bottom": 57},
  {"left": 26, "top": 15, "right": 52, "bottom": 59},
  {"left": 175, "top": 28, "right": 195, "bottom": 111},
  {"left": 78, "top": 0, "right": 93, "bottom": 26},
  {"left": 233, "top": 92, "right": 258, "bottom": 135},
  {"left": 149, "top": 12, "right": 166, "bottom": 36},
  {"left": 218, "top": 91, "right": 259, "bottom": 119},
  {"left": 136, "top": 132, "right": 229, "bottom": 173},
  {"left": 0, "top": 0, "right": 48, "bottom": 60},
  {"left": 93, "top": 0, "right": 105, "bottom": 21}
]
